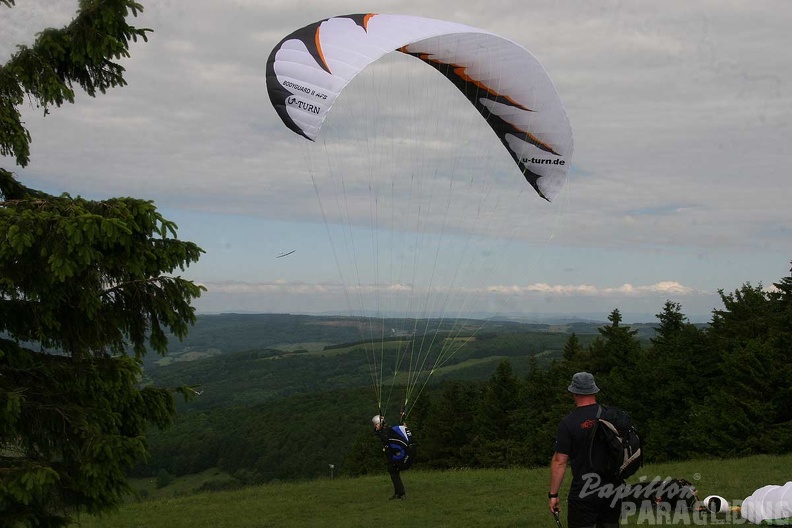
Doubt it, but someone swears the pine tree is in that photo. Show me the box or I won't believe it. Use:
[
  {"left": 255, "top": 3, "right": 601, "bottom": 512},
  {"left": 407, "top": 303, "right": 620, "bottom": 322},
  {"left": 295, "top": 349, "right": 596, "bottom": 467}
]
[
  {"left": 515, "top": 357, "right": 560, "bottom": 466},
  {"left": 767, "top": 263, "right": 792, "bottom": 450},
  {"left": 472, "top": 360, "right": 522, "bottom": 467},
  {"left": 640, "top": 301, "right": 710, "bottom": 460},
  {"left": 586, "top": 309, "right": 643, "bottom": 415},
  {"left": 558, "top": 332, "right": 592, "bottom": 381},
  {"left": 0, "top": 2, "right": 205, "bottom": 525},
  {"left": 694, "top": 277, "right": 792, "bottom": 454},
  {"left": 418, "top": 381, "right": 480, "bottom": 469}
]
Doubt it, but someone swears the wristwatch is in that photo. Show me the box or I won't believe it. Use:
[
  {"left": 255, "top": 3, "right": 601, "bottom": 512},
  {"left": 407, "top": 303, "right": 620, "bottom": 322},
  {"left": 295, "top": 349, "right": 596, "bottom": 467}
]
[{"left": 548, "top": 492, "right": 559, "bottom": 498}]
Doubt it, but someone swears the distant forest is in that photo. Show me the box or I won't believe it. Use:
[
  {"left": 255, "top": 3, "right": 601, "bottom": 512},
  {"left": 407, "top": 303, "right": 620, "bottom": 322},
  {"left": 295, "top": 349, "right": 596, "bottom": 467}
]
[{"left": 133, "top": 265, "right": 792, "bottom": 490}]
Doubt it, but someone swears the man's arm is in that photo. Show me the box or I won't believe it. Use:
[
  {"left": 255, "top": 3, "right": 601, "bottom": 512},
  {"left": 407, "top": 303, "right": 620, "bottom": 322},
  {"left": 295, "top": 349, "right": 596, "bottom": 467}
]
[{"left": 548, "top": 451, "right": 569, "bottom": 513}]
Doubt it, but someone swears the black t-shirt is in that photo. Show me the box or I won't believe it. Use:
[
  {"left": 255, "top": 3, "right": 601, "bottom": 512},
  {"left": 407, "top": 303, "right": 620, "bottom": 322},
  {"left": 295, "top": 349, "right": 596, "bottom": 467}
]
[{"left": 553, "top": 403, "right": 605, "bottom": 492}]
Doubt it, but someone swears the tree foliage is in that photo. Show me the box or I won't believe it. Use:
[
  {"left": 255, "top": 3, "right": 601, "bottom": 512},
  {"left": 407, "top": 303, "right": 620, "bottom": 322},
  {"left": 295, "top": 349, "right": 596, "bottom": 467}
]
[
  {"left": 638, "top": 301, "right": 710, "bottom": 460},
  {"left": 1, "top": 0, "right": 150, "bottom": 168},
  {"left": 1, "top": 2, "right": 204, "bottom": 526}
]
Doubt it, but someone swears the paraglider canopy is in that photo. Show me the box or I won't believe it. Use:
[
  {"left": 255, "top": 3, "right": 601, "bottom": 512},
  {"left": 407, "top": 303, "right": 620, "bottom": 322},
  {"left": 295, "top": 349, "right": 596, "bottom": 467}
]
[
  {"left": 267, "top": 13, "right": 573, "bottom": 201},
  {"left": 741, "top": 482, "right": 792, "bottom": 524}
]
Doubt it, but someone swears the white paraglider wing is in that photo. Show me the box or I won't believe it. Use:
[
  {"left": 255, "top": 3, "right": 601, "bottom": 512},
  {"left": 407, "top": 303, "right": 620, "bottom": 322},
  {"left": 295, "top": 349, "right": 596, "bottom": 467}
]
[
  {"left": 266, "top": 13, "right": 573, "bottom": 201},
  {"left": 742, "top": 482, "right": 792, "bottom": 524}
]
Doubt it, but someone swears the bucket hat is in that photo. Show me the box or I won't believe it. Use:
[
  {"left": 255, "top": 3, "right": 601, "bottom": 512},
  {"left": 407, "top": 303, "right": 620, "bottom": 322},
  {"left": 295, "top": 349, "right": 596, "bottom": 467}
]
[{"left": 567, "top": 372, "right": 600, "bottom": 395}]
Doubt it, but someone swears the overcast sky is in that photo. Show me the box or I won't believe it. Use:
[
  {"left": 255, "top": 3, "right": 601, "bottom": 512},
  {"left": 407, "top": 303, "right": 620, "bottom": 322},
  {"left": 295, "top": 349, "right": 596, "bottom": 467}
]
[{"left": 2, "top": 1, "right": 790, "bottom": 323}]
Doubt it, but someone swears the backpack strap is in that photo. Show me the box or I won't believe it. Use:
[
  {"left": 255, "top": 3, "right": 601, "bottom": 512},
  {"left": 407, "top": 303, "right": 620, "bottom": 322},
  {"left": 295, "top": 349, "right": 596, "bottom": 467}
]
[{"left": 588, "top": 404, "right": 603, "bottom": 469}]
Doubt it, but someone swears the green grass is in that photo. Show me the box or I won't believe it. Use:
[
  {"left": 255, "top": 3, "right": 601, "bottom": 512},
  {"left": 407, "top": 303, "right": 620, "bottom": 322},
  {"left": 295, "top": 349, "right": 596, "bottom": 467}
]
[
  {"left": 71, "top": 454, "right": 792, "bottom": 527},
  {"left": 127, "top": 468, "right": 236, "bottom": 501}
]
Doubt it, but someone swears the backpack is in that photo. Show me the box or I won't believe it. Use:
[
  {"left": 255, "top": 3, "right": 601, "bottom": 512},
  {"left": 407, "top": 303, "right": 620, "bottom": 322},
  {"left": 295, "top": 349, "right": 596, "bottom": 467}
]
[
  {"left": 386, "top": 424, "right": 417, "bottom": 470},
  {"left": 588, "top": 405, "right": 643, "bottom": 480}
]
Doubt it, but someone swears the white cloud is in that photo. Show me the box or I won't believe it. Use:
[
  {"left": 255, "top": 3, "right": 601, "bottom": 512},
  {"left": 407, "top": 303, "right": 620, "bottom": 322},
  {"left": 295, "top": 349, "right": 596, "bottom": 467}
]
[
  {"left": 194, "top": 278, "right": 712, "bottom": 319},
  {"left": 487, "top": 281, "right": 698, "bottom": 297}
]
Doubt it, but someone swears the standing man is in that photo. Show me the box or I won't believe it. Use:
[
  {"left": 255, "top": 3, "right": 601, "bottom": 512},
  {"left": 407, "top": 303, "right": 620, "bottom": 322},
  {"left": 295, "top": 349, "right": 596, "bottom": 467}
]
[
  {"left": 548, "top": 372, "right": 622, "bottom": 528},
  {"left": 372, "top": 415, "right": 415, "bottom": 500}
]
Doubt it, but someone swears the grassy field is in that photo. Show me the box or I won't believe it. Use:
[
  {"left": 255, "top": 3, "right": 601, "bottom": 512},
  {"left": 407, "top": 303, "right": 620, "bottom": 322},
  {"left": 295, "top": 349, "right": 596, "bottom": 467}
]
[{"left": 69, "top": 453, "right": 791, "bottom": 527}]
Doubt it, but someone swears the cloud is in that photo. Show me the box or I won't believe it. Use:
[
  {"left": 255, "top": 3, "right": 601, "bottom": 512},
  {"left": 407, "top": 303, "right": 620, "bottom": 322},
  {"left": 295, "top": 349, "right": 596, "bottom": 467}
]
[
  {"left": 2, "top": 0, "right": 790, "bottom": 319},
  {"left": 190, "top": 276, "right": 724, "bottom": 322},
  {"left": 487, "top": 281, "right": 699, "bottom": 297}
]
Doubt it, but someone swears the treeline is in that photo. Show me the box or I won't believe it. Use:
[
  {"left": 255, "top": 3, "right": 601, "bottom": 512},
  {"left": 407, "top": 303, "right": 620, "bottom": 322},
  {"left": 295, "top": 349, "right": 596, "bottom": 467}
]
[
  {"left": 395, "top": 268, "right": 792, "bottom": 473},
  {"left": 135, "top": 265, "right": 792, "bottom": 487}
]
